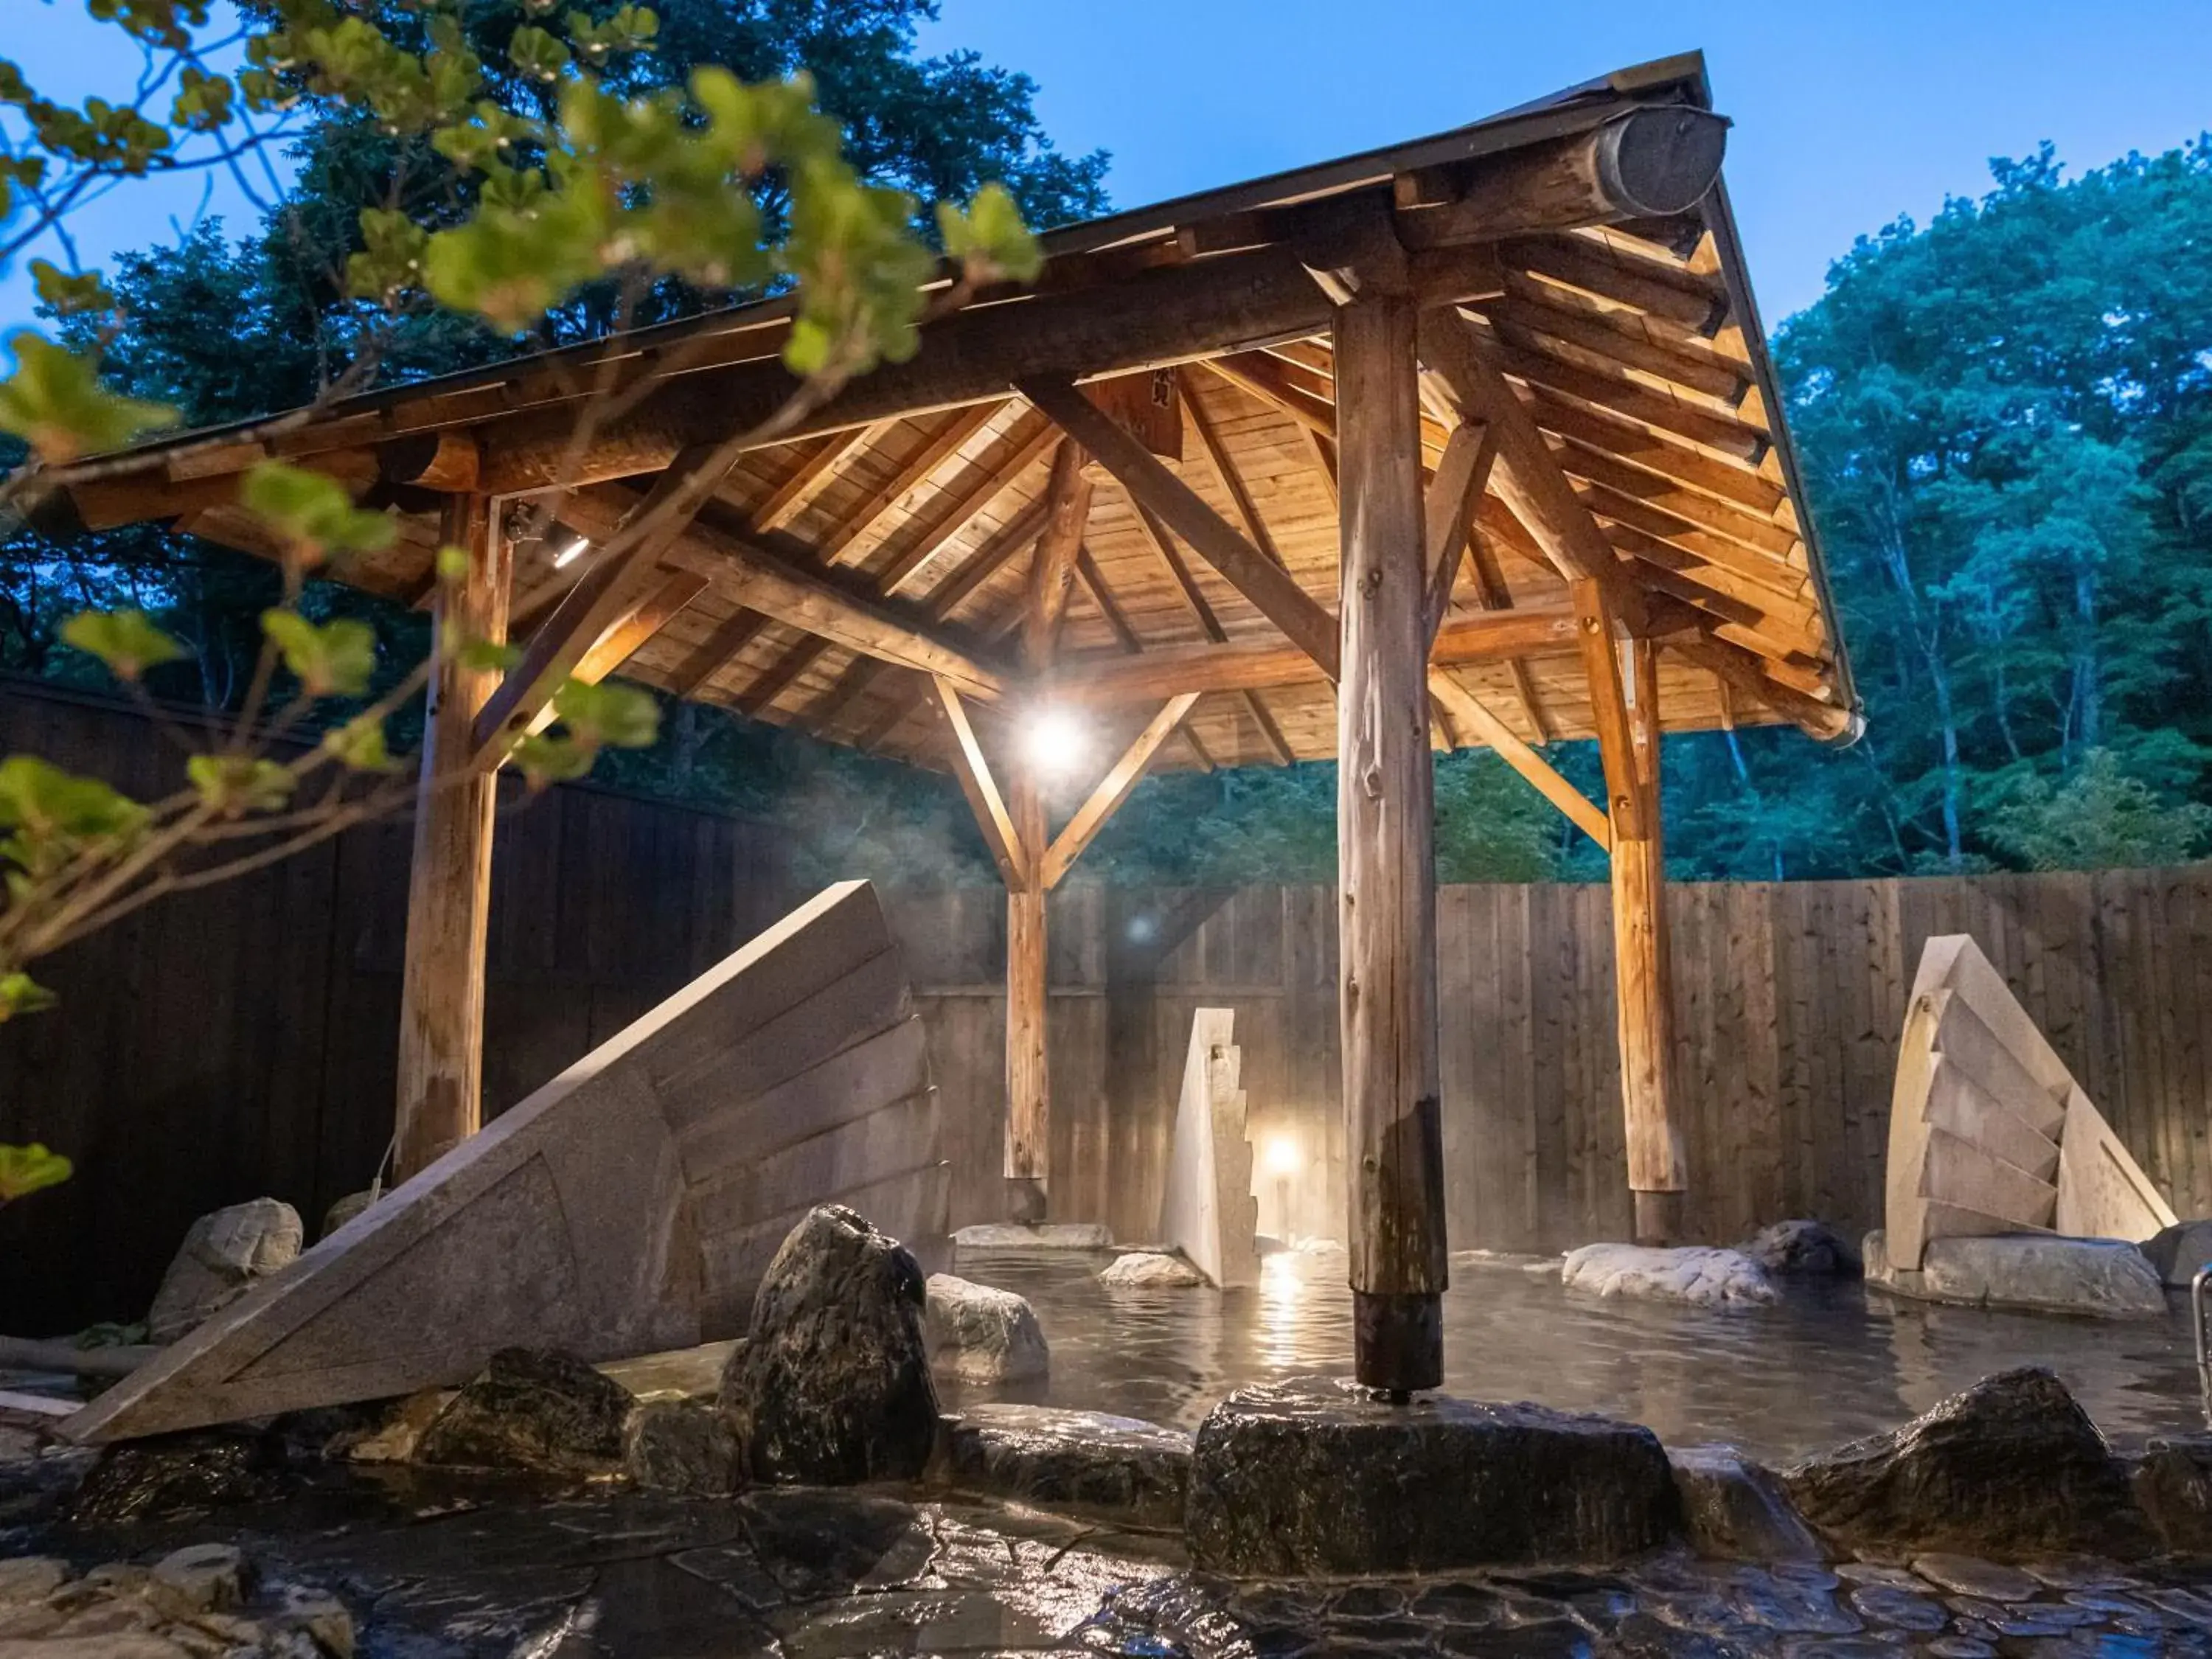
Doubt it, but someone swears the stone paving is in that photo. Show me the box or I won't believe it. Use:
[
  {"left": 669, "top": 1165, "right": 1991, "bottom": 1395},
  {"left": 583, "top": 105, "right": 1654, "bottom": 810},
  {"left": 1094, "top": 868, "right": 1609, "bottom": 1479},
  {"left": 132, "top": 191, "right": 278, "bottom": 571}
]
[{"left": 7, "top": 1452, "right": 2212, "bottom": 1658}]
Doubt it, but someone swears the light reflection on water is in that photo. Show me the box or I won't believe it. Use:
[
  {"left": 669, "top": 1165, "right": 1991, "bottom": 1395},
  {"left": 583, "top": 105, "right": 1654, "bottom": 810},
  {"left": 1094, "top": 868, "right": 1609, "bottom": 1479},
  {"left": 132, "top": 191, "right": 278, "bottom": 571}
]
[{"left": 936, "top": 1245, "right": 2207, "bottom": 1463}]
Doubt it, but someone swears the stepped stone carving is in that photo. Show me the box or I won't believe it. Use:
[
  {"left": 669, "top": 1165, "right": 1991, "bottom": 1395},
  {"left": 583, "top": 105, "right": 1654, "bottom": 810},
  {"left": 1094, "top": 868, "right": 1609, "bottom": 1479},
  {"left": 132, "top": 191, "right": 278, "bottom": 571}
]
[{"left": 1885, "top": 934, "right": 2174, "bottom": 1271}]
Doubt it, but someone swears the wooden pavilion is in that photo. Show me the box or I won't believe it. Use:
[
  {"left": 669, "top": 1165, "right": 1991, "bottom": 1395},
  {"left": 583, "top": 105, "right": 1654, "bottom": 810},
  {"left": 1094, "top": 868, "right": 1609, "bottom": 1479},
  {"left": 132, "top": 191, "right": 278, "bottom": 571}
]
[{"left": 37, "top": 52, "right": 1859, "bottom": 1390}]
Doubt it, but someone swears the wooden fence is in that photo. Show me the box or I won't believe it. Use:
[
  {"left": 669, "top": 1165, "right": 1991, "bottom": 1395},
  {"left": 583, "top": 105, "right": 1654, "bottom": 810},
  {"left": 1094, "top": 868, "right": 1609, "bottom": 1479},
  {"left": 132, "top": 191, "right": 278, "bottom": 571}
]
[{"left": 5, "top": 678, "right": 2210, "bottom": 1333}]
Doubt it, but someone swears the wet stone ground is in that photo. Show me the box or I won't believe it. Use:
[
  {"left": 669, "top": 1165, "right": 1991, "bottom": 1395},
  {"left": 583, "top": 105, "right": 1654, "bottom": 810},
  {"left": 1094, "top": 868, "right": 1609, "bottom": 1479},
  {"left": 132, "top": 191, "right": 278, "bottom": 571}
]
[{"left": 8, "top": 1455, "right": 2212, "bottom": 1658}]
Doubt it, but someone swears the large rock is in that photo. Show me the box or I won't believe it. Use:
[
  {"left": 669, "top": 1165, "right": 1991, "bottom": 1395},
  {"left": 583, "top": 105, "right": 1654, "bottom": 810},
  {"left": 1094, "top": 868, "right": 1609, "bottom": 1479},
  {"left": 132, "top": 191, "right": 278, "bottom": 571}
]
[
  {"left": 623, "top": 1398, "right": 742, "bottom": 1495},
  {"left": 2138, "top": 1219, "right": 2212, "bottom": 1287},
  {"left": 1186, "top": 1377, "right": 1680, "bottom": 1575},
  {"left": 1739, "top": 1219, "right": 1860, "bottom": 1277},
  {"left": 1865, "top": 1228, "right": 2166, "bottom": 1317},
  {"left": 1099, "top": 1251, "right": 1206, "bottom": 1288},
  {"left": 1560, "top": 1243, "right": 1776, "bottom": 1307},
  {"left": 145, "top": 1199, "right": 302, "bottom": 1343},
  {"left": 69, "top": 1429, "right": 291, "bottom": 1523},
  {"left": 719, "top": 1204, "right": 937, "bottom": 1484},
  {"left": 925, "top": 1274, "right": 1049, "bottom": 1382},
  {"left": 411, "top": 1347, "right": 632, "bottom": 1474},
  {"left": 1781, "top": 1367, "right": 2151, "bottom": 1559},
  {"left": 2130, "top": 1430, "right": 2212, "bottom": 1555},
  {"left": 1667, "top": 1443, "right": 1826, "bottom": 1562},
  {"left": 941, "top": 1404, "right": 1191, "bottom": 1529}
]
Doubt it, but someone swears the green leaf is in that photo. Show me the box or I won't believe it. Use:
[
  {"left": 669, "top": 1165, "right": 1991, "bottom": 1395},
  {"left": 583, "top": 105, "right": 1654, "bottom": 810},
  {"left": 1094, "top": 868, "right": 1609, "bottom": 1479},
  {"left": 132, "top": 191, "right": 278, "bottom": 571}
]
[
  {"left": 507, "top": 25, "right": 571, "bottom": 83},
  {"left": 0, "top": 1140, "right": 71, "bottom": 1200},
  {"left": 239, "top": 462, "right": 394, "bottom": 563},
  {"left": 0, "top": 755, "right": 147, "bottom": 848},
  {"left": 0, "top": 974, "right": 58, "bottom": 1023},
  {"left": 938, "top": 184, "right": 1040, "bottom": 285},
  {"left": 454, "top": 636, "right": 521, "bottom": 672},
  {"left": 435, "top": 543, "right": 473, "bottom": 582},
  {"left": 60, "top": 608, "right": 184, "bottom": 682},
  {"left": 552, "top": 678, "right": 658, "bottom": 749},
  {"left": 29, "top": 260, "right": 117, "bottom": 319},
  {"left": 322, "top": 715, "right": 397, "bottom": 773},
  {"left": 0, "top": 331, "right": 177, "bottom": 463},
  {"left": 511, "top": 731, "right": 597, "bottom": 789},
  {"left": 186, "top": 754, "right": 296, "bottom": 815},
  {"left": 344, "top": 206, "right": 428, "bottom": 305},
  {"left": 261, "top": 609, "right": 379, "bottom": 698}
]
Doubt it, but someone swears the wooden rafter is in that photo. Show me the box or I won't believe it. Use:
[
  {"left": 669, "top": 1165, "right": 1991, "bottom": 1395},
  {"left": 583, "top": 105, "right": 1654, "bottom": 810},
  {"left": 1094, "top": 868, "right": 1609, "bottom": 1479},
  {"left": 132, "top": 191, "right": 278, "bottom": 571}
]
[
  {"left": 1076, "top": 547, "right": 1144, "bottom": 655},
  {"left": 524, "top": 568, "right": 712, "bottom": 736},
  {"left": 1425, "top": 669, "right": 1607, "bottom": 848},
  {"left": 872, "top": 416, "right": 1058, "bottom": 595},
  {"left": 750, "top": 424, "right": 883, "bottom": 532},
  {"left": 930, "top": 675, "right": 1029, "bottom": 888},
  {"left": 820, "top": 403, "right": 1001, "bottom": 566},
  {"left": 669, "top": 608, "right": 772, "bottom": 700},
  {"left": 1177, "top": 369, "right": 1284, "bottom": 563},
  {"left": 1039, "top": 693, "right": 1200, "bottom": 889},
  {"left": 1022, "top": 374, "right": 1340, "bottom": 681},
  {"left": 1125, "top": 498, "right": 1293, "bottom": 764},
  {"left": 1421, "top": 420, "right": 1500, "bottom": 641}
]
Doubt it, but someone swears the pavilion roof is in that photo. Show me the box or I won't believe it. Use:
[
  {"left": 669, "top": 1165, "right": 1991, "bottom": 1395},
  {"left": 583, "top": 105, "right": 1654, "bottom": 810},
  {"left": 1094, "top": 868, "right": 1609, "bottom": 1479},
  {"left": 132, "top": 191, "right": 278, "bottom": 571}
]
[{"left": 39, "top": 50, "right": 1858, "bottom": 776}]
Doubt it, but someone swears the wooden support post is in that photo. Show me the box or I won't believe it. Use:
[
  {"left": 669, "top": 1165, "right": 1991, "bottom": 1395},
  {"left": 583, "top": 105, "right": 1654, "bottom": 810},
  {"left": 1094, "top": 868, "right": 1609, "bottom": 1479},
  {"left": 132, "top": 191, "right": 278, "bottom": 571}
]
[
  {"left": 1576, "top": 582, "right": 1686, "bottom": 1242},
  {"left": 394, "top": 494, "right": 512, "bottom": 1180},
  {"left": 1004, "top": 762, "right": 1049, "bottom": 1222},
  {"left": 1335, "top": 286, "right": 1447, "bottom": 1394}
]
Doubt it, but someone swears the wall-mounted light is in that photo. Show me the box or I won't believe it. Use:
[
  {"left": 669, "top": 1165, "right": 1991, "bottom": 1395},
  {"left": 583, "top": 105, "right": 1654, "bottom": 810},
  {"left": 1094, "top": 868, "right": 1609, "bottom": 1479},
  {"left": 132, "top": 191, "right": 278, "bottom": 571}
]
[
  {"left": 551, "top": 535, "right": 590, "bottom": 569},
  {"left": 1263, "top": 1134, "right": 1304, "bottom": 1178}
]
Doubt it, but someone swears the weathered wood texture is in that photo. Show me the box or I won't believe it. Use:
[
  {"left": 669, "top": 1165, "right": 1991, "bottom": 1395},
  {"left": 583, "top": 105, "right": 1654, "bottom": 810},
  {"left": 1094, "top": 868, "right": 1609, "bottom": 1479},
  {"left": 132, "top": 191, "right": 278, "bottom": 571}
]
[{"left": 0, "top": 681, "right": 798, "bottom": 1336}]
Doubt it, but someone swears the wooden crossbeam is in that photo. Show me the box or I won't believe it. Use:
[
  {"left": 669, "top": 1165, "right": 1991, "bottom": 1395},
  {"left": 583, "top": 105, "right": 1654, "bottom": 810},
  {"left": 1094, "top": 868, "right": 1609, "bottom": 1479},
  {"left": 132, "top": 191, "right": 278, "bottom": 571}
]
[
  {"left": 522, "top": 568, "right": 711, "bottom": 737},
  {"left": 1660, "top": 625, "right": 1857, "bottom": 743},
  {"left": 739, "top": 634, "right": 833, "bottom": 717},
  {"left": 558, "top": 487, "right": 1008, "bottom": 702},
  {"left": 1425, "top": 669, "right": 1607, "bottom": 849},
  {"left": 1125, "top": 498, "right": 1293, "bottom": 765},
  {"left": 1076, "top": 547, "right": 1144, "bottom": 654},
  {"left": 1421, "top": 420, "right": 1499, "bottom": 641},
  {"left": 749, "top": 424, "right": 883, "bottom": 532},
  {"left": 931, "top": 676, "right": 1029, "bottom": 889},
  {"left": 1572, "top": 576, "right": 1648, "bottom": 840},
  {"left": 1203, "top": 352, "right": 1336, "bottom": 440},
  {"left": 1039, "top": 694, "right": 1200, "bottom": 889},
  {"left": 1416, "top": 308, "right": 1619, "bottom": 588},
  {"left": 1021, "top": 374, "right": 1340, "bottom": 681},
  {"left": 1050, "top": 603, "right": 1575, "bottom": 705},
  {"left": 1023, "top": 439, "right": 1094, "bottom": 670}
]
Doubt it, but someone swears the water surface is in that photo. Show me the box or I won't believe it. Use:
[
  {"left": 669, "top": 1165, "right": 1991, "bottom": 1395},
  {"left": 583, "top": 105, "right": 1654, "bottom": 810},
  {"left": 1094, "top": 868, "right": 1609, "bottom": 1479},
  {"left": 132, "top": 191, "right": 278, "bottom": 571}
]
[{"left": 937, "top": 1245, "right": 2206, "bottom": 1462}]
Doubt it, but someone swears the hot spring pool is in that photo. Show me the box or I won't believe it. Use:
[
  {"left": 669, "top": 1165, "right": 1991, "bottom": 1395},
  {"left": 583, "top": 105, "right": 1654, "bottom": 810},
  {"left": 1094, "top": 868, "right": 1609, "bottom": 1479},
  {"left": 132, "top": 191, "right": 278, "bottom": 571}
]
[{"left": 933, "top": 1244, "right": 2207, "bottom": 1462}]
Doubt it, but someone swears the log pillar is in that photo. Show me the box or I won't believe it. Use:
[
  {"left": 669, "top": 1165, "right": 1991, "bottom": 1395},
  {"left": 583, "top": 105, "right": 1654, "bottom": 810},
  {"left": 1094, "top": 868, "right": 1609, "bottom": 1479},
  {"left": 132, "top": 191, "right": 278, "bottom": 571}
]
[
  {"left": 1576, "top": 588, "right": 1686, "bottom": 1243},
  {"left": 1004, "top": 764, "right": 1050, "bottom": 1222},
  {"left": 1335, "top": 286, "right": 1447, "bottom": 1394},
  {"left": 394, "top": 494, "right": 511, "bottom": 1180}
]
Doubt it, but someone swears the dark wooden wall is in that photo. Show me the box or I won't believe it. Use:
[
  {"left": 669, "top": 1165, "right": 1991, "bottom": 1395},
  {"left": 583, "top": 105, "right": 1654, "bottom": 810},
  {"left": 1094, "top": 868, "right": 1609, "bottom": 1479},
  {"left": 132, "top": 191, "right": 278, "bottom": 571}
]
[
  {"left": 7, "top": 680, "right": 2211, "bottom": 1334},
  {"left": 0, "top": 682, "right": 798, "bottom": 1335}
]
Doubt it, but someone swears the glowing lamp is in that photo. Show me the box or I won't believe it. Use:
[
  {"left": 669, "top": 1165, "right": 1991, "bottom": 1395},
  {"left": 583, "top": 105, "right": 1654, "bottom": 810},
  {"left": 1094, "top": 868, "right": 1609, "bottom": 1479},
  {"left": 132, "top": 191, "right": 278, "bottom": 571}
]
[
  {"left": 1263, "top": 1134, "right": 1304, "bottom": 1177},
  {"left": 1020, "top": 705, "right": 1088, "bottom": 775},
  {"left": 551, "top": 535, "right": 590, "bottom": 569}
]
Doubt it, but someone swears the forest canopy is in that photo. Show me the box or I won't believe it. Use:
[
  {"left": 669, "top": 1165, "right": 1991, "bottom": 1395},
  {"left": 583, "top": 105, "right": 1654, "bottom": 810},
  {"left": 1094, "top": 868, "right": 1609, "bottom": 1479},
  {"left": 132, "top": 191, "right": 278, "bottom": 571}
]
[{"left": 4, "top": 41, "right": 2210, "bottom": 886}]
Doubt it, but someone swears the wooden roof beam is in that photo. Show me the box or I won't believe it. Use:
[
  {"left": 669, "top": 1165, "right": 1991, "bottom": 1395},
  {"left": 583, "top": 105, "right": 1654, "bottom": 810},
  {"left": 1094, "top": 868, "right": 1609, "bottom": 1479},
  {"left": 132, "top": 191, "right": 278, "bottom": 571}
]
[
  {"left": 930, "top": 677, "right": 1029, "bottom": 888},
  {"left": 1039, "top": 693, "right": 1201, "bottom": 889},
  {"left": 818, "top": 403, "right": 1001, "bottom": 565},
  {"left": 1049, "top": 604, "right": 1576, "bottom": 706},
  {"left": 1422, "top": 420, "right": 1500, "bottom": 641},
  {"left": 1125, "top": 498, "right": 1293, "bottom": 765},
  {"left": 1021, "top": 374, "right": 1341, "bottom": 680},
  {"left": 558, "top": 487, "right": 1009, "bottom": 702},
  {"left": 1176, "top": 368, "right": 1285, "bottom": 565},
  {"left": 470, "top": 240, "right": 1505, "bottom": 495},
  {"left": 1425, "top": 669, "right": 1607, "bottom": 849}
]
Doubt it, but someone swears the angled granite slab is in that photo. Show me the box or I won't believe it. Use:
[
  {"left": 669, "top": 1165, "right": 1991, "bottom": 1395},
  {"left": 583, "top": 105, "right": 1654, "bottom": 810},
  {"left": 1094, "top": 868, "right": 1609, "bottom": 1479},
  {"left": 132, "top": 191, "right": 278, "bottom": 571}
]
[{"left": 67, "top": 879, "right": 945, "bottom": 1443}]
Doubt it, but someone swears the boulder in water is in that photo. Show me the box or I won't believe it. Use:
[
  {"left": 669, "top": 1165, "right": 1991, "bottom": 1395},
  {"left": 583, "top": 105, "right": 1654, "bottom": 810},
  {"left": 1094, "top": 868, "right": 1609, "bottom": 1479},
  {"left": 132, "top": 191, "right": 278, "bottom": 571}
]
[
  {"left": 1866, "top": 1230, "right": 2165, "bottom": 1318},
  {"left": 1781, "top": 1367, "right": 2151, "bottom": 1559},
  {"left": 2130, "top": 1430, "right": 2212, "bottom": 1555},
  {"left": 1561, "top": 1242, "right": 1776, "bottom": 1307},
  {"left": 1668, "top": 1442, "right": 1826, "bottom": 1562},
  {"left": 2138, "top": 1219, "right": 2212, "bottom": 1288},
  {"left": 719, "top": 1204, "right": 937, "bottom": 1484},
  {"left": 1186, "top": 1377, "right": 1680, "bottom": 1574},
  {"left": 1099, "top": 1251, "right": 1206, "bottom": 1288},
  {"left": 925, "top": 1273, "right": 1049, "bottom": 1382},
  {"left": 146, "top": 1198, "right": 302, "bottom": 1343},
  {"left": 412, "top": 1347, "right": 632, "bottom": 1475},
  {"left": 953, "top": 1222, "right": 1113, "bottom": 1250},
  {"left": 1739, "top": 1219, "right": 1860, "bottom": 1276}
]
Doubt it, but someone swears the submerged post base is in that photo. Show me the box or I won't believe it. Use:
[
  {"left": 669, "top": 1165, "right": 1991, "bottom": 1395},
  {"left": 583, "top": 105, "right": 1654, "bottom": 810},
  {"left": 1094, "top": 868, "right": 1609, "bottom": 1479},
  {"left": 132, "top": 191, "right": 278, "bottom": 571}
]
[
  {"left": 1005, "top": 1178, "right": 1048, "bottom": 1225},
  {"left": 1352, "top": 1290, "right": 1441, "bottom": 1394},
  {"left": 1632, "top": 1190, "right": 1684, "bottom": 1248}
]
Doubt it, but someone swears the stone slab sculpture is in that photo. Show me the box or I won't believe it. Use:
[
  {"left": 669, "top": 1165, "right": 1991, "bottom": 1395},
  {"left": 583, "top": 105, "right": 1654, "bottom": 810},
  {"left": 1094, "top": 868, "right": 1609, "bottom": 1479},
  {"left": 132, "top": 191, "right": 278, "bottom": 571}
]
[
  {"left": 1883, "top": 933, "right": 2174, "bottom": 1272},
  {"left": 64, "top": 880, "right": 945, "bottom": 1444},
  {"left": 1155, "top": 1008, "right": 1258, "bottom": 1289}
]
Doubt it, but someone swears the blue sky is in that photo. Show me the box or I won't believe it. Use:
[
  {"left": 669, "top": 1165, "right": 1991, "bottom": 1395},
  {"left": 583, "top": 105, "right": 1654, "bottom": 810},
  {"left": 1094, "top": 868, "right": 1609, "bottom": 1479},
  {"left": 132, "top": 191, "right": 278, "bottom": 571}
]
[{"left": 4, "top": 0, "right": 2208, "bottom": 332}]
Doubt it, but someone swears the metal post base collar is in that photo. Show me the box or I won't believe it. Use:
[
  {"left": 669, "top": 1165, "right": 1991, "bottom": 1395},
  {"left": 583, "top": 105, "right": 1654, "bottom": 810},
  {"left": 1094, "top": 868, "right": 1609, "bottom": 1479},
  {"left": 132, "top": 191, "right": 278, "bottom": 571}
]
[{"left": 1352, "top": 1290, "right": 1441, "bottom": 1397}]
